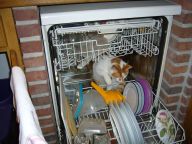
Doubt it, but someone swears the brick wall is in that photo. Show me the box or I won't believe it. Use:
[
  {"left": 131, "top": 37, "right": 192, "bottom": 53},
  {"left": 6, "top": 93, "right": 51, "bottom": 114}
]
[
  {"left": 12, "top": 7, "right": 57, "bottom": 144},
  {"left": 160, "top": 0, "right": 192, "bottom": 123}
]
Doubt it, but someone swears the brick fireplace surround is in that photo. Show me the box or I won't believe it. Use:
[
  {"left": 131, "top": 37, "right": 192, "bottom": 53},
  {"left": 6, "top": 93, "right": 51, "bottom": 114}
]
[{"left": 12, "top": 0, "right": 192, "bottom": 143}]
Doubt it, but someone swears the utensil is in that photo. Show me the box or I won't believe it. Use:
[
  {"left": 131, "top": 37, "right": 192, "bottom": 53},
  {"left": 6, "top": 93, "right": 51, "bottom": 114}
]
[
  {"left": 74, "top": 83, "right": 84, "bottom": 119},
  {"left": 91, "top": 82, "right": 126, "bottom": 104}
]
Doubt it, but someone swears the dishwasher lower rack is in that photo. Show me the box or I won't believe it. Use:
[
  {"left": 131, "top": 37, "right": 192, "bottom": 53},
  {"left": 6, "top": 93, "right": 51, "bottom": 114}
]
[
  {"left": 60, "top": 93, "right": 185, "bottom": 144},
  {"left": 137, "top": 99, "right": 185, "bottom": 144}
]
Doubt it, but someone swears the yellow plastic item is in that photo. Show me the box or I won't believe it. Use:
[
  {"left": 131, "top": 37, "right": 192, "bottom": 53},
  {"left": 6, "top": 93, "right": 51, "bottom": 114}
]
[{"left": 91, "top": 82, "right": 126, "bottom": 104}]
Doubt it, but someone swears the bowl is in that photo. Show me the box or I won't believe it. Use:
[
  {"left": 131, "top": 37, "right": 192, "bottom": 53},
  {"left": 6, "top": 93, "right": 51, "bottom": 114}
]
[{"left": 80, "top": 89, "right": 107, "bottom": 116}]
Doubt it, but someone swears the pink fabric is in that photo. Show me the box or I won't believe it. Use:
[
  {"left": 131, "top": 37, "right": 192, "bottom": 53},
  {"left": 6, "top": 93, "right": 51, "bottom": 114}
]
[
  {"left": 27, "top": 136, "right": 47, "bottom": 144},
  {"left": 11, "top": 67, "right": 47, "bottom": 144}
]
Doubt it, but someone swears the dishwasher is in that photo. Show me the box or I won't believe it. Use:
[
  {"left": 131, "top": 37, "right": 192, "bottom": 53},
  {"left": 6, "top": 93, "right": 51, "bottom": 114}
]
[{"left": 40, "top": 1, "right": 185, "bottom": 144}]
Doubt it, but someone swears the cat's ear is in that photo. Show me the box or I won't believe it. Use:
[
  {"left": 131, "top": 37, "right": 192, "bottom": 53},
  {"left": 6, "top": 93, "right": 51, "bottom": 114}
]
[
  {"left": 111, "top": 57, "right": 121, "bottom": 64},
  {"left": 111, "top": 64, "right": 121, "bottom": 77},
  {"left": 112, "top": 71, "right": 121, "bottom": 77},
  {"left": 112, "top": 64, "right": 120, "bottom": 72},
  {"left": 123, "top": 64, "right": 132, "bottom": 73}
]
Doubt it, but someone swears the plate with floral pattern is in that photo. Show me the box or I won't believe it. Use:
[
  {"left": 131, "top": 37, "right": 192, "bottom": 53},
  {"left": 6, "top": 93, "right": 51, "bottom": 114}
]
[{"left": 155, "top": 110, "right": 176, "bottom": 144}]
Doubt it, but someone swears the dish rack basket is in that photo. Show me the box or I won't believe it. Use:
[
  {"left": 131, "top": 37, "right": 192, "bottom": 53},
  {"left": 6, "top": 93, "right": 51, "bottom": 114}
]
[
  {"left": 49, "top": 18, "right": 161, "bottom": 71},
  {"left": 59, "top": 77, "right": 185, "bottom": 144}
]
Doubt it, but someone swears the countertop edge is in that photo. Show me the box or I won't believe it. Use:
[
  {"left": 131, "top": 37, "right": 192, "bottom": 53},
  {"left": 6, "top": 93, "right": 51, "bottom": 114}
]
[{"left": 0, "top": 0, "right": 116, "bottom": 8}]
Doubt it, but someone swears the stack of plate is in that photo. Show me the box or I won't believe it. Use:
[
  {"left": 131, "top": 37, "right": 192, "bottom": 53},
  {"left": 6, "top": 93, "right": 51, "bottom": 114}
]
[
  {"left": 137, "top": 78, "right": 153, "bottom": 113},
  {"left": 123, "top": 78, "right": 153, "bottom": 114},
  {"left": 109, "top": 102, "right": 144, "bottom": 144}
]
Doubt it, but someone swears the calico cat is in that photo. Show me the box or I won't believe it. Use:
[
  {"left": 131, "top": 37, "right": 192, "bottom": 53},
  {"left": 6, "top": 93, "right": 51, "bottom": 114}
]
[{"left": 93, "top": 55, "right": 132, "bottom": 92}]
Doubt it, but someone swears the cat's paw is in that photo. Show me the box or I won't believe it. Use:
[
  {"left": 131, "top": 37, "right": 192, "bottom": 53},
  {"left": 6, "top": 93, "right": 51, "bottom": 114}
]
[
  {"left": 103, "top": 73, "right": 112, "bottom": 85},
  {"left": 105, "top": 78, "right": 112, "bottom": 85}
]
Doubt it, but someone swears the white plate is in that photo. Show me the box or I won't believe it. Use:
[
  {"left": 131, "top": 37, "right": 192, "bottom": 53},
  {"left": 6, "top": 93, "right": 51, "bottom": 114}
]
[
  {"left": 110, "top": 105, "right": 125, "bottom": 144},
  {"left": 114, "top": 103, "right": 131, "bottom": 144},
  {"left": 132, "top": 81, "right": 142, "bottom": 114},
  {"left": 123, "top": 82, "right": 139, "bottom": 113},
  {"left": 155, "top": 110, "right": 176, "bottom": 144},
  {"left": 112, "top": 104, "right": 127, "bottom": 144},
  {"left": 109, "top": 109, "right": 121, "bottom": 144},
  {"left": 134, "top": 81, "right": 145, "bottom": 114},
  {"left": 124, "top": 102, "right": 144, "bottom": 144},
  {"left": 120, "top": 103, "right": 136, "bottom": 143}
]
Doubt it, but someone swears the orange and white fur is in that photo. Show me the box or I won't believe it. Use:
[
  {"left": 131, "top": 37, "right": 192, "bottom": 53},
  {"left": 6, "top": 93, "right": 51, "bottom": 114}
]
[{"left": 93, "top": 55, "right": 132, "bottom": 92}]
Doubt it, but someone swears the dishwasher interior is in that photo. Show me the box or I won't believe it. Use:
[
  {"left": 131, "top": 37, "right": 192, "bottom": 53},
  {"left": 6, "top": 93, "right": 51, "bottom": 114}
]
[{"left": 47, "top": 17, "right": 185, "bottom": 144}]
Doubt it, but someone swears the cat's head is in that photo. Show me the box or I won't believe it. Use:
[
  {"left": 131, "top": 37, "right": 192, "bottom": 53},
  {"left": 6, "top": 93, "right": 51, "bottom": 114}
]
[{"left": 111, "top": 58, "right": 132, "bottom": 84}]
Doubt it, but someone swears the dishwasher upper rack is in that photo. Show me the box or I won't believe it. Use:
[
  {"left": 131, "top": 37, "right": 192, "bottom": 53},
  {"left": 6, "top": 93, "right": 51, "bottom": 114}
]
[{"left": 49, "top": 19, "right": 161, "bottom": 71}]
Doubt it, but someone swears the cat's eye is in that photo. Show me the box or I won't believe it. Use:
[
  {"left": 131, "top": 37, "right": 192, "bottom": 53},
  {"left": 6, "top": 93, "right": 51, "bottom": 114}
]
[{"left": 116, "top": 77, "right": 123, "bottom": 82}]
